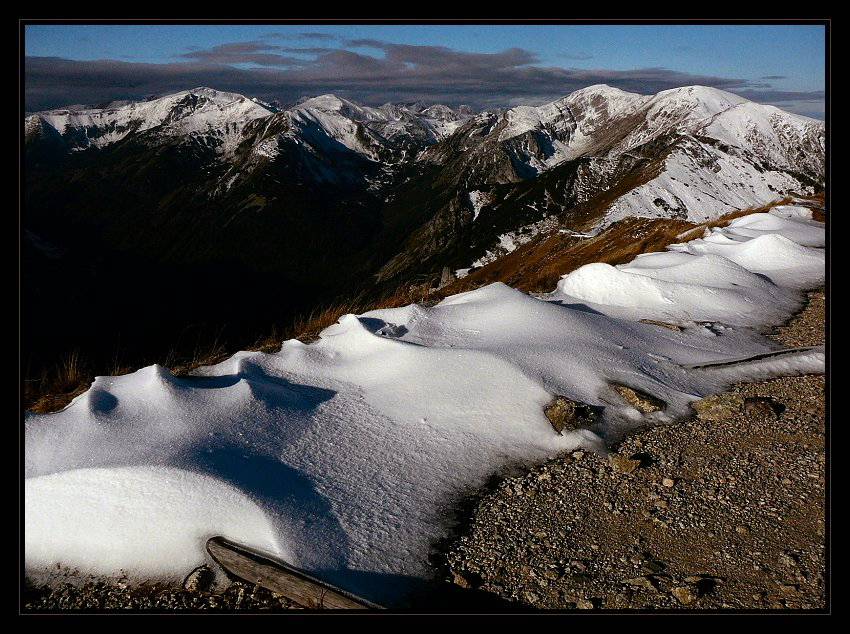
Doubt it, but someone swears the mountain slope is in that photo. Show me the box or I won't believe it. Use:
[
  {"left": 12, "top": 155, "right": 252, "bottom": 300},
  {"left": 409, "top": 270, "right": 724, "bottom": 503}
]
[
  {"left": 22, "top": 85, "right": 824, "bottom": 388},
  {"left": 374, "top": 85, "right": 823, "bottom": 282}
]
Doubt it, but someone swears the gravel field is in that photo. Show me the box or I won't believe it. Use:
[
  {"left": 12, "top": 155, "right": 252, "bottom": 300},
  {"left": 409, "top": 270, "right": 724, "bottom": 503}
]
[
  {"left": 22, "top": 290, "right": 827, "bottom": 613},
  {"left": 443, "top": 289, "right": 827, "bottom": 611}
]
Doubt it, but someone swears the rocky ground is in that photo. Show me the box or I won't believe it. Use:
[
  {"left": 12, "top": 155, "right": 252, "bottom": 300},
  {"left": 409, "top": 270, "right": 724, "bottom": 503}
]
[
  {"left": 443, "top": 289, "right": 826, "bottom": 611},
  {"left": 22, "top": 291, "right": 826, "bottom": 613},
  {"left": 22, "top": 579, "right": 305, "bottom": 612}
]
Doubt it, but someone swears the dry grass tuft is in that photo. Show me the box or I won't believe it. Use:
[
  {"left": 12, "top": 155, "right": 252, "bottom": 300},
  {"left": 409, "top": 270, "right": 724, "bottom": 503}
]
[
  {"left": 249, "top": 274, "right": 445, "bottom": 351},
  {"left": 285, "top": 293, "right": 372, "bottom": 344},
  {"left": 25, "top": 332, "right": 230, "bottom": 413},
  {"left": 165, "top": 327, "right": 229, "bottom": 377},
  {"left": 25, "top": 350, "right": 93, "bottom": 414}
]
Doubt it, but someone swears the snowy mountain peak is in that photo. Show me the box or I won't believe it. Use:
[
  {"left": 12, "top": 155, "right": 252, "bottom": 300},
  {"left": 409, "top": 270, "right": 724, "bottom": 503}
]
[
  {"left": 294, "top": 93, "right": 354, "bottom": 111},
  {"left": 183, "top": 86, "right": 250, "bottom": 103},
  {"left": 420, "top": 104, "right": 456, "bottom": 120},
  {"left": 564, "top": 84, "right": 649, "bottom": 116},
  {"left": 567, "top": 83, "right": 644, "bottom": 102},
  {"left": 497, "top": 85, "right": 648, "bottom": 145},
  {"left": 645, "top": 85, "right": 749, "bottom": 123},
  {"left": 30, "top": 87, "right": 275, "bottom": 153},
  {"left": 269, "top": 94, "right": 476, "bottom": 164},
  {"left": 290, "top": 94, "right": 379, "bottom": 125},
  {"left": 481, "top": 83, "right": 824, "bottom": 177},
  {"left": 655, "top": 84, "right": 748, "bottom": 105}
]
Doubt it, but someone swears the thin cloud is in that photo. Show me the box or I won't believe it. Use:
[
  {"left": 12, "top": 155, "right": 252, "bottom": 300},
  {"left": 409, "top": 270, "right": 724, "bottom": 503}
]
[
  {"left": 178, "top": 40, "right": 367, "bottom": 67},
  {"left": 278, "top": 47, "right": 340, "bottom": 55},
  {"left": 559, "top": 52, "right": 594, "bottom": 60},
  {"left": 761, "top": 75, "right": 787, "bottom": 80},
  {"left": 344, "top": 39, "right": 540, "bottom": 69},
  {"left": 199, "top": 42, "right": 283, "bottom": 54},
  {"left": 258, "top": 31, "right": 342, "bottom": 42},
  {"left": 299, "top": 32, "right": 341, "bottom": 41},
  {"left": 179, "top": 41, "right": 307, "bottom": 67},
  {"left": 734, "top": 89, "right": 825, "bottom": 102},
  {"left": 344, "top": 38, "right": 386, "bottom": 49}
]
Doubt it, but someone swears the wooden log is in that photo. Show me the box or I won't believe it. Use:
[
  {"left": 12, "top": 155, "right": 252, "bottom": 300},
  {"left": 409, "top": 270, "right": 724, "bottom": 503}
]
[{"left": 206, "top": 536, "right": 383, "bottom": 610}]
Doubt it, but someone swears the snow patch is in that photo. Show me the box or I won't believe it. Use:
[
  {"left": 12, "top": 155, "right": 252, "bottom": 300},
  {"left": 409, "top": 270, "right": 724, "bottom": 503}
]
[
  {"left": 467, "top": 216, "right": 561, "bottom": 271},
  {"left": 468, "top": 190, "right": 489, "bottom": 222}
]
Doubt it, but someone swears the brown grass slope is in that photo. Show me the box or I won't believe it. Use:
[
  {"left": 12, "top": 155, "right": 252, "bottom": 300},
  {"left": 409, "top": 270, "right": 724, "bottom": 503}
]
[{"left": 441, "top": 195, "right": 822, "bottom": 297}]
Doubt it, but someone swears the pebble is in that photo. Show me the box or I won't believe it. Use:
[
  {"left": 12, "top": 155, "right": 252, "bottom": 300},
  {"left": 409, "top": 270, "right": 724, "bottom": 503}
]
[
  {"left": 609, "top": 454, "right": 641, "bottom": 474},
  {"left": 183, "top": 565, "right": 214, "bottom": 593},
  {"left": 671, "top": 586, "right": 699, "bottom": 605},
  {"left": 623, "top": 577, "right": 657, "bottom": 591}
]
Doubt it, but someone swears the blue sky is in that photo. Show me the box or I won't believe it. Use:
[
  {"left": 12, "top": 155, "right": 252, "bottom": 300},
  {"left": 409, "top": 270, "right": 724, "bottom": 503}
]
[{"left": 23, "top": 22, "right": 827, "bottom": 118}]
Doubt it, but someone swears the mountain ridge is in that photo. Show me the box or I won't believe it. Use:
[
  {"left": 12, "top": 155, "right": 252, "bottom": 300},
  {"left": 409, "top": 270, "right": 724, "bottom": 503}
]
[{"left": 23, "top": 83, "right": 824, "bottom": 390}]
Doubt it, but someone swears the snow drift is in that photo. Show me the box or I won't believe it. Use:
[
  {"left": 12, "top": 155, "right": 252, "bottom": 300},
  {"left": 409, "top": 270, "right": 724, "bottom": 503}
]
[{"left": 24, "top": 205, "right": 825, "bottom": 607}]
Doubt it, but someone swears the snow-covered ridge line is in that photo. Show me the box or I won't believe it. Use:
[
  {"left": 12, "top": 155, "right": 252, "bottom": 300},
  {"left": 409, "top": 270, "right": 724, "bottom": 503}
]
[
  {"left": 25, "top": 202, "right": 824, "bottom": 607},
  {"left": 238, "top": 92, "right": 474, "bottom": 162},
  {"left": 29, "top": 87, "right": 275, "bottom": 152},
  {"left": 27, "top": 84, "right": 823, "bottom": 170},
  {"left": 27, "top": 87, "right": 475, "bottom": 159},
  {"left": 492, "top": 84, "right": 823, "bottom": 188}
]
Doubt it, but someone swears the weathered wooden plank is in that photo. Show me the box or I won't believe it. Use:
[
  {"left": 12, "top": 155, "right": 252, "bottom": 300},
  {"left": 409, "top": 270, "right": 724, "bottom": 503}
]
[{"left": 206, "top": 536, "right": 383, "bottom": 610}]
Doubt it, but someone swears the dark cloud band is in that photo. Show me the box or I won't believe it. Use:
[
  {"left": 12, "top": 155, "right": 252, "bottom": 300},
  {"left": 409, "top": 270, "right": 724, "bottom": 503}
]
[{"left": 24, "top": 41, "right": 824, "bottom": 119}]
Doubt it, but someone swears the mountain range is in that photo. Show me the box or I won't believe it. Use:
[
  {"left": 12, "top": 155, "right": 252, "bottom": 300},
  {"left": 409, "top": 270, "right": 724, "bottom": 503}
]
[{"left": 23, "top": 84, "right": 825, "bottom": 377}]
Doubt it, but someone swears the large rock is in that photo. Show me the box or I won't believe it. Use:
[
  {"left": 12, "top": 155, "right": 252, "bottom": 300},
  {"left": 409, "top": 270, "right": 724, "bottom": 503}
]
[
  {"left": 671, "top": 585, "right": 699, "bottom": 605},
  {"left": 691, "top": 393, "right": 746, "bottom": 421},
  {"left": 638, "top": 319, "right": 682, "bottom": 332},
  {"left": 544, "top": 396, "right": 597, "bottom": 434},
  {"left": 692, "top": 393, "right": 783, "bottom": 421},
  {"left": 611, "top": 384, "right": 666, "bottom": 413},
  {"left": 608, "top": 454, "right": 641, "bottom": 474}
]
